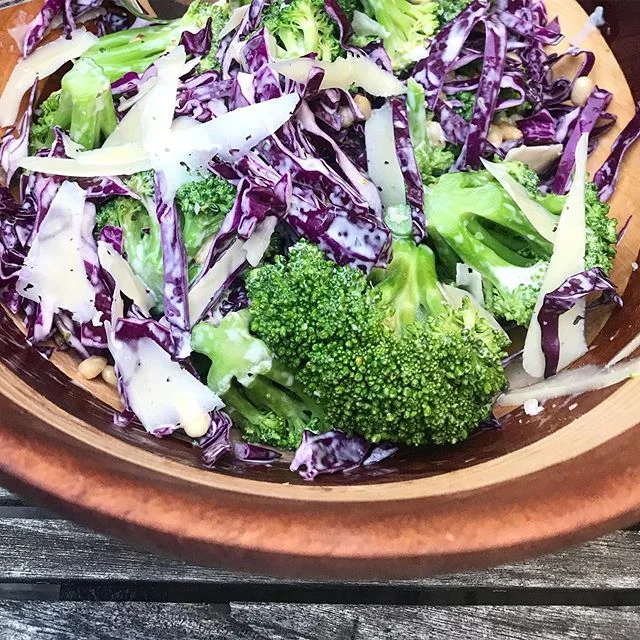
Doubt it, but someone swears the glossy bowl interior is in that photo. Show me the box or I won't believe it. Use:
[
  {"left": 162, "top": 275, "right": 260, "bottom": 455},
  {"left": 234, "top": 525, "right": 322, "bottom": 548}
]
[{"left": 1, "top": 0, "right": 640, "bottom": 579}]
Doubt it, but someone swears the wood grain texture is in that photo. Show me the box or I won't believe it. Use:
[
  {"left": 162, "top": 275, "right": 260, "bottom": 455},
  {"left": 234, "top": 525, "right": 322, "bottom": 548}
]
[
  {"left": 230, "top": 604, "right": 640, "bottom": 640},
  {"left": 0, "top": 516, "right": 639, "bottom": 589},
  {"left": 0, "top": 602, "right": 638, "bottom": 640}
]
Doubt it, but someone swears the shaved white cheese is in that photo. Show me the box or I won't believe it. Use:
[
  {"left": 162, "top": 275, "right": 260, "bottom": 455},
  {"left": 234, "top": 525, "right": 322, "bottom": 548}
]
[
  {"left": 97, "top": 241, "right": 155, "bottom": 316},
  {"left": 189, "top": 219, "right": 276, "bottom": 322},
  {"left": 108, "top": 333, "right": 222, "bottom": 437},
  {"left": 365, "top": 104, "right": 405, "bottom": 207},
  {"left": 270, "top": 56, "right": 405, "bottom": 98},
  {"left": 105, "top": 46, "right": 186, "bottom": 148},
  {"left": 442, "top": 284, "right": 508, "bottom": 338},
  {"left": 0, "top": 29, "right": 98, "bottom": 127},
  {"left": 19, "top": 93, "right": 301, "bottom": 177},
  {"left": 570, "top": 6, "right": 605, "bottom": 48},
  {"left": 608, "top": 332, "right": 640, "bottom": 367},
  {"left": 497, "top": 358, "right": 640, "bottom": 407},
  {"left": 455, "top": 263, "right": 484, "bottom": 305},
  {"left": 523, "top": 398, "right": 544, "bottom": 416},
  {"left": 523, "top": 133, "right": 590, "bottom": 379},
  {"left": 481, "top": 158, "right": 558, "bottom": 243},
  {"left": 504, "top": 144, "right": 564, "bottom": 174},
  {"left": 219, "top": 4, "right": 249, "bottom": 39},
  {"left": 17, "top": 181, "right": 96, "bottom": 323}
]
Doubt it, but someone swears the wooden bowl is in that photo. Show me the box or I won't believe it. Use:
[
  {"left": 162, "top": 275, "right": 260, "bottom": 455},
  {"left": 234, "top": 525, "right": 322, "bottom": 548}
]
[{"left": 1, "top": 0, "right": 640, "bottom": 579}]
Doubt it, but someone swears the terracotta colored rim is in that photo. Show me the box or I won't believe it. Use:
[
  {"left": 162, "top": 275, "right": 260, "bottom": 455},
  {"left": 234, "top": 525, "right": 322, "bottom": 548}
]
[{"left": 1, "top": 0, "right": 640, "bottom": 579}]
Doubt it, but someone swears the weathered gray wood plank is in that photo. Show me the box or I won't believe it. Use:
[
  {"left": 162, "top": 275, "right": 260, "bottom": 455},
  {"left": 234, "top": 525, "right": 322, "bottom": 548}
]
[
  {"left": 0, "top": 602, "right": 254, "bottom": 640},
  {"left": 0, "top": 488, "right": 22, "bottom": 506},
  {"left": 0, "top": 602, "right": 638, "bottom": 640},
  {"left": 0, "top": 517, "right": 639, "bottom": 588},
  {"left": 231, "top": 604, "right": 640, "bottom": 640}
]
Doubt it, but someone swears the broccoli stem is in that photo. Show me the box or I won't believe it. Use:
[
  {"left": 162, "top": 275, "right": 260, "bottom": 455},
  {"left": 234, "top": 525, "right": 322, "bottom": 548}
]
[
  {"left": 58, "top": 58, "right": 117, "bottom": 150},
  {"left": 83, "top": 22, "right": 185, "bottom": 80}
]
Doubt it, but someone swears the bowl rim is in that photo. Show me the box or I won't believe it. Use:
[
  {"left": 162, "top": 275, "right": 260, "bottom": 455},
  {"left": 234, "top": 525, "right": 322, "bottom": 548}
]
[{"left": 1, "top": 0, "right": 640, "bottom": 579}]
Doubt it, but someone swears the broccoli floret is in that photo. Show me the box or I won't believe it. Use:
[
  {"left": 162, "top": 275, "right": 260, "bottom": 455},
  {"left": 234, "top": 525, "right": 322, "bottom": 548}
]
[
  {"left": 407, "top": 79, "right": 455, "bottom": 184},
  {"left": 191, "top": 310, "right": 324, "bottom": 450},
  {"left": 82, "top": 0, "right": 229, "bottom": 81},
  {"left": 435, "top": 0, "right": 472, "bottom": 24},
  {"left": 451, "top": 90, "right": 476, "bottom": 122},
  {"left": 246, "top": 228, "right": 508, "bottom": 447},
  {"left": 425, "top": 166, "right": 619, "bottom": 326},
  {"left": 360, "top": 0, "right": 439, "bottom": 70},
  {"left": 585, "top": 182, "right": 618, "bottom": 273},
  {"left": 176, "top": 173, "right": 236, "bottom": 258},
  {"left": 96, "top": 194, "right": 165, "bottom": 303},
  {"left": 29, "top": 58, "right": 117, "bottom": 152},
  {"left": 262, "top": 0, "right": 349, "bottom": 61},
  {"left": 95, "top": 170, "right": 236, "bottom": 303}
]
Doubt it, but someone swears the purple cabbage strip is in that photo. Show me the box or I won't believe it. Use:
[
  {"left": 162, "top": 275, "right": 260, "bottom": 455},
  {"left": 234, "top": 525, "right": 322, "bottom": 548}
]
[
  {"left": 199, "top": 411, "right": 233, "bottom": 467},
  {"left": 22, "top": 0, "right": 64, "bottom": 56},
  {"left": 290, "top": 429, "right": 397, "bottom": 480},
  {"left": 114, "top": 316, "right": 174, "bottom": 354},
  {"left": 413, "top": 0, "right": 490, "bottom": 110},
  {"left": 436, "top": 100, "right": 469, "bottom": 145},
  {"left": 242, "top": 28, "right": 282, "bottom": 103},
  {"left": 323, "top": 0, "right": 354, "bottom": 49},
  {"left": 154, "top": 171, "right": 191, "bottom": 359},
  {"left": 175, "top": 71, "right": 232, "bottom": 122},
  {"left": 0, "top": 81, "right": 38, "bottom": 185},
  {"left": 0, "top": 187, "right": 34, "bottom": 312},
  {"left": 79, "top": 176, "right": 134, "bottom": 200},
  {"left": 296, "top": 101, "right": 382, "bottom": 217},
  {"left": 98, "top": 225, "right": 124, "bottom": 254},
  {"left": 538, "top": 268, "right": 623, "bottom": 378},
  {"left": 79, "top": 201, "right": 111, "bottom": 350},
  {"left": 494, "top": 8, "right": 562, "bottom": 45},
  {"left": 552, "top": 87, "right": 613, "bottom": 195},
  {"left": 311, "top": 88, "right": 365, "bottom": 132},
  {"left": 517, "top": 109, "right": 557, "bottom": 145},
  {"left": 455, "top": 17, "right": 507, "bottom": 170},
  {"left": 180, "top": 17, "right": 212, "bottom": 56},
  {"left": 594, "top": 102, "right": 640, "bottom": 202},
  {"left": 234, "top": 442, "right": 282, "bottom": 463},
  {"left": 616, "top": 215, "right": 632, "bottom": 246},
  {"left": 390, "top": 97, "right": 425, "bottom": 242}
]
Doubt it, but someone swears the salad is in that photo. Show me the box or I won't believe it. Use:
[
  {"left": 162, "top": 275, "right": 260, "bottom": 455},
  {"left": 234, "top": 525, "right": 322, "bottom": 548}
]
[{"left": 0, "top": 0, "right": 639, "bottom": 480}]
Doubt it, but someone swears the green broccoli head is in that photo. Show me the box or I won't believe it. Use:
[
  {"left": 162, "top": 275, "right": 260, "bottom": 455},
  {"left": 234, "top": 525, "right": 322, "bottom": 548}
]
[
  {"left": 83, "top": 0, "right": 229, "bottom": 81},
  {"left": 425, "top": 165, "right": 619, "bottom": 327},
  {"left": 451, "top": 90, "right": 476, "bottom": 122},
  {"left": 584, "top": 182, "right": 618, "bottom": 274},
  {"left": 191, "top": 310, "right": 324, "bottom": 450},
  {"left": 263, "top": 0, "right": 347, "bottom": 61},
  {"left": 360, "top": 0, "right": 438, "bottom": 70},
  {"left": 435, "top": 0, "right": 472, "bottom": 24},
  {"left": 30, "top": 58, "right": 117, "bottom": 152},
  {"left": 96, "top": 195, "right": 165, "bottom": 303},
  {"left": 406, "top": 79, "right": 455, "bottom": 184},
  {"left": 246, "top": 237, "right": 507, "bottom": 447},
  {"left": 95, "top": 170, "right": 236, "bottom": 302},
  {"left": 176, "top": 173, "right": 237, "bottom": 258}
]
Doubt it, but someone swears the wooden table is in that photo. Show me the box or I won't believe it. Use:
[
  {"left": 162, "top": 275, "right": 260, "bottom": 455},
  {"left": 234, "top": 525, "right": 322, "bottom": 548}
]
[{"left": 0, "top": 485, "right": 637, "bottom": 639}]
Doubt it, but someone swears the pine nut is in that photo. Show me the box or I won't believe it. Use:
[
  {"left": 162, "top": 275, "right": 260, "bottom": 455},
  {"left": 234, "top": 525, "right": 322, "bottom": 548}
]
[
  {"left": 183, "top": 412, "right": 211, "bottom": 438},
  {"left": 499, "top": 122, "right": 524, "bottom": 142},
  {"left": 78, "top": 356, "right": 108, "bottom": 380},
  {"left": 101, "top": 365, "right": 118, "bottom": 387},
  {"left": 353, "top": 94, "right": 372, "bottom": 120},
  {"left": 571, "top": 76, "right": 595, "bottom": 107},
  {"left": 426, "top": 121, "right": 446, "bottom": 149},
  {"left": 487, "top": 124, "right": 504, "bottom": 148}
]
